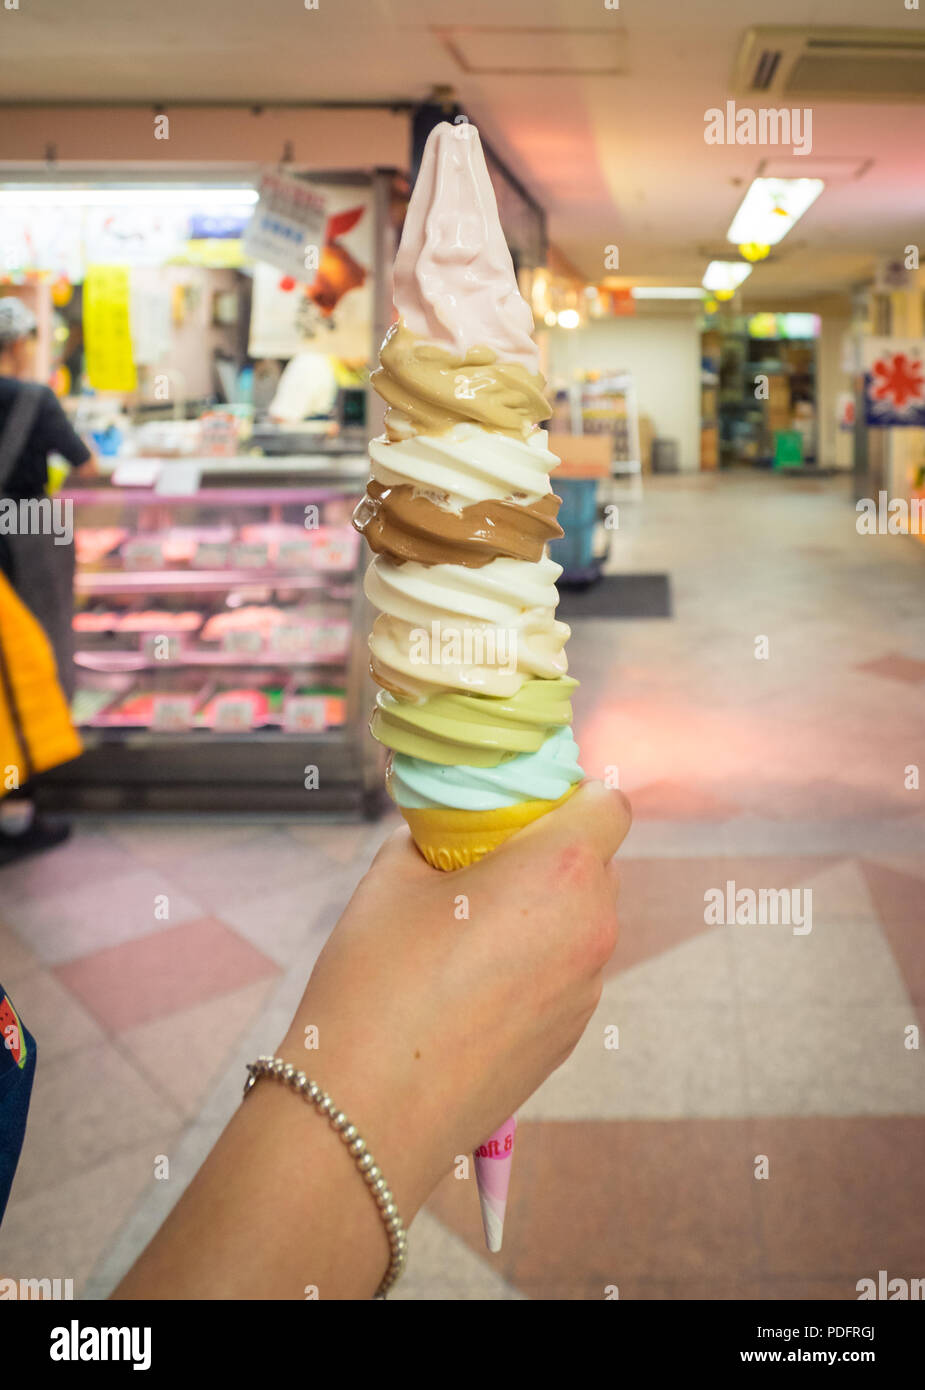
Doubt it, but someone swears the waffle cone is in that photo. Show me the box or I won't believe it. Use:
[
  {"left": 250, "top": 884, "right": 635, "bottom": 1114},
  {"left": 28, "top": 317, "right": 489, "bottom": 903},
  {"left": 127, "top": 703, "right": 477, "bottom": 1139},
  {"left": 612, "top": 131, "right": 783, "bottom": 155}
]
[{"left": 395, "top": 785, "right": 577, "bottom": 871}]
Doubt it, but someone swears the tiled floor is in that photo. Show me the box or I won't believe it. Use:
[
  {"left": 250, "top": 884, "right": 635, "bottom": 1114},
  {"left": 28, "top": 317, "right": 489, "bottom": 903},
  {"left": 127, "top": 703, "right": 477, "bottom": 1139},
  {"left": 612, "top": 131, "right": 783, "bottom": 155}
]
[{"left": 1, "top": 470, "right": 924, "bottom": 1300}]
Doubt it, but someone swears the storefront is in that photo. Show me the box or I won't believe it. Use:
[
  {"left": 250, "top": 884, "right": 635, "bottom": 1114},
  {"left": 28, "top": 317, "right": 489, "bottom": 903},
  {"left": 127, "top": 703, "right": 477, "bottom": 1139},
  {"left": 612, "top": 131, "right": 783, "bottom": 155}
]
[
  {"left": 705, "top": 310, "right": 821, "bottom": 470},
  {"left": 0, "top": 148, "right": 409, "bottom": 812}
]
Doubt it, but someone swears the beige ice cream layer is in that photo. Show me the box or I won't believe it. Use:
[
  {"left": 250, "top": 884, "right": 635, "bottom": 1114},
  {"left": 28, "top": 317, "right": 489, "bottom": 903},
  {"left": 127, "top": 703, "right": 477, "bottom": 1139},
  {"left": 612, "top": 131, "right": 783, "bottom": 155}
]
[{"left": 372, "top": 321, "right": 551, "bottom": 443}]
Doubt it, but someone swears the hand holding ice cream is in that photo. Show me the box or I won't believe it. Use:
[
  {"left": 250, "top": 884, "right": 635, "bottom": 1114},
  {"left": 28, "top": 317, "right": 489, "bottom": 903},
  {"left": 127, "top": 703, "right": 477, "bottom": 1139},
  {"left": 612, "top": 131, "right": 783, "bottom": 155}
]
[{"left": 112, "top": 784, "right": 629, "bottom": 1301}]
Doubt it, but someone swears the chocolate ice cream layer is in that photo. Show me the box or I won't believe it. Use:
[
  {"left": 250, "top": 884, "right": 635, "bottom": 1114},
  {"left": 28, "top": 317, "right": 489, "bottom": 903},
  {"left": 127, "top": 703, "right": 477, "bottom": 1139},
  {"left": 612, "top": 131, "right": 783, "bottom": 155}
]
[{"left": 353, "top": 480, "right": 563, "bottom": 567}]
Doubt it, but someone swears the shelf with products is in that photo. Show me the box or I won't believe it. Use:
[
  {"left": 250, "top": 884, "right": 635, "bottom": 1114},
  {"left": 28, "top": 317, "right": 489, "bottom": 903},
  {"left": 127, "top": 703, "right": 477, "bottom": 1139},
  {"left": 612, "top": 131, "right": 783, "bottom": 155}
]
[
  {"left": 709, "top": 315, "right": 819, "bottom": 468},
  {"left": 701, "top": 330, "right": 722, "bottom": 470},
  {"left": 75, "top": 568, "right": 349, "bottom": 594},
  {"left": 42, "top": 470, "right": 385, "bottom": 815}
]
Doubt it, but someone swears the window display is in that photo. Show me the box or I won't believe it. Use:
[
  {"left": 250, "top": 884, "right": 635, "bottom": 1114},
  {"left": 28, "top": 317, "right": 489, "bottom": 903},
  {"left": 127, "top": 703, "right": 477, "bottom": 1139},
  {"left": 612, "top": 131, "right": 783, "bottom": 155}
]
[{"left": 42, "top": 466, "right": 382, "bottom": 814}]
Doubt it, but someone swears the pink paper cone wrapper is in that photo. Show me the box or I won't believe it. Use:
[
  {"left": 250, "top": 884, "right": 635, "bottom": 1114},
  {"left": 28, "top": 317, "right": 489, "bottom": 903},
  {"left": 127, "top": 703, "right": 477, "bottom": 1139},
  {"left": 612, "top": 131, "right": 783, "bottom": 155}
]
[{"left": 473, "top": 1113, "right": 517, "bottom": 1252}]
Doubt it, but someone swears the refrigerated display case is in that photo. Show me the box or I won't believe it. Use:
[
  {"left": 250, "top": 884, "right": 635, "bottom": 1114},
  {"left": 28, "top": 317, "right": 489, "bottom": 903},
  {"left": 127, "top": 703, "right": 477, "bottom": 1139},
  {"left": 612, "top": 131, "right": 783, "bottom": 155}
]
[{"left": 42, "top": 458, "right": 384, "bottom": 814}]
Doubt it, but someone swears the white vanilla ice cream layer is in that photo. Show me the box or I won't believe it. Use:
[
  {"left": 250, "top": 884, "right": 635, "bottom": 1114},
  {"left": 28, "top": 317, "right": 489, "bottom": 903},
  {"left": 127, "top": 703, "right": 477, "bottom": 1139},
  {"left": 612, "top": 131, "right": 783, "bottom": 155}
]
[
  {"left": 365, "top": 552, "right": 570, "bottom": 699},
  {"left": 368, "top": 423, "right": 558, "bottom": 511}
]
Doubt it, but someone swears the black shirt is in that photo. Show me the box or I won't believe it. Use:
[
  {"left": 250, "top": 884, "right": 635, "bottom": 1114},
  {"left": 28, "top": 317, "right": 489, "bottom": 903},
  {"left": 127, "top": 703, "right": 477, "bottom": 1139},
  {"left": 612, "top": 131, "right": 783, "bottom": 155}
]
[{"left": 0, "top": 378, "right": 91, "bottom": 500}]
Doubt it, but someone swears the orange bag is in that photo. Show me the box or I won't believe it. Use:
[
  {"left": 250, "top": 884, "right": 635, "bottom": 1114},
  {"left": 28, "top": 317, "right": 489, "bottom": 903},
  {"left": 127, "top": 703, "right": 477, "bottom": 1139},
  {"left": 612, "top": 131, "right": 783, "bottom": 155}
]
[{"left": 0, "top": 570, "right": 81, "bottom": 795}]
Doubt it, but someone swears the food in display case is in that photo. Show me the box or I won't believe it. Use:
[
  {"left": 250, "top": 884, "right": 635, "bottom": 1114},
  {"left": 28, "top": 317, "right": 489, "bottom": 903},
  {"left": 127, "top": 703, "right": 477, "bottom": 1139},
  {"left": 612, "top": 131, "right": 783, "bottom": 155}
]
[
  {"left": 201, "top": 605, "right": 288, "bottom": 641},
  {"left": 198, "top": 685, "right": 284, "bottom": 730},
  {"left": 161, "top": 526, "right": 236, "bottom": 564},
  {"left": 68, "top": 483, "right": 362, "bottom": 744},
  {"left": 285, "top": 686, "right": 347, "bottom": 731},
  {"left": 74, "top": 527, "right": 129, "bottom": 565},
  {"left": 118, "top": 611, "right": 205, "bottom": 633},
  {"left": 70, "top": 686, "right": 120, "bottom": 724}
]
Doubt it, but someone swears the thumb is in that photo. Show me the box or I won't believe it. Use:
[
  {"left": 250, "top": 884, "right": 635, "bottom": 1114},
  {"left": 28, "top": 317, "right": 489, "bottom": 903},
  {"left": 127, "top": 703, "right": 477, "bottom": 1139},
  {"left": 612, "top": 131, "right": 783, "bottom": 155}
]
[{"left": 503, "top": 779, "right": 632, "bottom": 865}]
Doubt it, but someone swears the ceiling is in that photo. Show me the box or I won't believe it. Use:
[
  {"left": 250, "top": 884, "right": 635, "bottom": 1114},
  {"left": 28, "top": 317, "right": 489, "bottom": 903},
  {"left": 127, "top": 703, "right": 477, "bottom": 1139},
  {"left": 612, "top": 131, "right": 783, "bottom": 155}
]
[{"left": 1, "top": 0, "right": 923, "bottom": 299}]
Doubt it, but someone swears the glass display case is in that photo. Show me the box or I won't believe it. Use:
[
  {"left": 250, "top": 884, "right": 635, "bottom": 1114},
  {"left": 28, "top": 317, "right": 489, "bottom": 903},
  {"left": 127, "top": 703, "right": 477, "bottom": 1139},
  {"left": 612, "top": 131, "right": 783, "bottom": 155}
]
[{"left": 42, "top": 463, "right": 384, "bottom": 814}]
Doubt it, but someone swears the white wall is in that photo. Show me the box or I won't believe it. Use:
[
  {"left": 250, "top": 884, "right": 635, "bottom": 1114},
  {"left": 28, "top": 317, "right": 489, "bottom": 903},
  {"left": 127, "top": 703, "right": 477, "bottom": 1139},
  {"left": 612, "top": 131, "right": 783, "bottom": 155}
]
[{"left": 541, "top": 306, "right": 702, "bottom": 471}]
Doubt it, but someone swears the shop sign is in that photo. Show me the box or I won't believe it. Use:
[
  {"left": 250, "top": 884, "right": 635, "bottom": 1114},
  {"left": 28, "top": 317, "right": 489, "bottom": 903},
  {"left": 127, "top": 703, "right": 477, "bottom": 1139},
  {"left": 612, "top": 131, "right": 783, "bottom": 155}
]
[
  {"left": 283, "top": 696, "right": 327, "bottom": 733},
  {"left": 313, "top": 620, "right": 350, "bottom": 661},
  {"left": 277, "top": 539, "right": 315, "bottom": 569},
  {"left": 862, "top": 338, "right": 925, "bottom": 427},
  {"left": 211, "top": 697, "right": 256, "bottom": 733},
  {"left": 310, "top": 529, "right": 359, "bottom": 571},
  {"left": 269, "top": 624, "right": 311, "bottom": 655},
  {"left": 192, "top": 540, "right": 230, "bottom": 568},
  {"left": 151, "top": 694, "right": 196, "bottom": 731},
  {"left": 84, "top": 265, "right": 137, "bottom": 393},
  {"left": 84, "top": 207, "right": 189, "bottom": 268},
  {"left": 122, "top": 537, "right": 164, "bottom": 569},
  {"left": 231, "top": 541, "right": 270, "bottom": 569},
  {"left": 243, "top": 171, "right": 327, "bottom": 282},
  {"left": 221, "top": 629, "right": 263, "bottom": 655}
]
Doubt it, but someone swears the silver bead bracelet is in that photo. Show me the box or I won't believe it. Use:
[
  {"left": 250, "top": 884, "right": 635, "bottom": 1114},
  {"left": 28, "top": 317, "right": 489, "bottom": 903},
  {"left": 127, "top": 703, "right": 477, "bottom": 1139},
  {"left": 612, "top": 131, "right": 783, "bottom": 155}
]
[{"left": 243, "top": 1055, "right": 407, "bottom": 1298}]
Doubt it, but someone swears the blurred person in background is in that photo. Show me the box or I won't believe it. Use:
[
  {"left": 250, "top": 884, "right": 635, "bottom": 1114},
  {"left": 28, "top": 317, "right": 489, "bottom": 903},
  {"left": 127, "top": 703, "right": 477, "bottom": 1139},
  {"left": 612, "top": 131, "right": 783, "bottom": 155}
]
[{"left": 0, "top": 297, "right": 97, "bottom": 862}]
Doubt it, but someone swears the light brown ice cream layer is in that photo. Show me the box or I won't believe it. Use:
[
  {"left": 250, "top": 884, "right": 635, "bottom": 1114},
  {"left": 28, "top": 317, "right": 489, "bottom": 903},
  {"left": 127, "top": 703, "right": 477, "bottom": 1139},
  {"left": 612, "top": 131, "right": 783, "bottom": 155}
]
[
  {"left": 354, "top": 480, "right": 562, "bottom": 568},
  {"left": 372, "top": 320, "right": 551, "bottom": 440}
]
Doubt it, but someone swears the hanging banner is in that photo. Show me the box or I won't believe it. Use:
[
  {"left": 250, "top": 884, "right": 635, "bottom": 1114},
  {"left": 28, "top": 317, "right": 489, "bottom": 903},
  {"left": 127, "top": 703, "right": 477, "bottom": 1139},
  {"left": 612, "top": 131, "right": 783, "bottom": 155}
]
[
  {"left": 242, "top": 171, "right": 328, "bottom": 282},
  {"left": 128, "top": 275, "right": 172, "bottom": 366},
  {"left": 862, "top": 338, "right": 925, "bottom": 427},
  {"left": 248, "top": 184, "right": 372, "bottom": 362},
  {"left": 837, "top": 391, "right": 855, "bottom": 431},
  {"left": 0, "top": 207, "right": 84, "bottom": 282},
  {"left": 83, "top": 207, "right": 190, "bottom": 268},
  {"left": 83, "top": 265, "right": 137, "bottom": 392}
]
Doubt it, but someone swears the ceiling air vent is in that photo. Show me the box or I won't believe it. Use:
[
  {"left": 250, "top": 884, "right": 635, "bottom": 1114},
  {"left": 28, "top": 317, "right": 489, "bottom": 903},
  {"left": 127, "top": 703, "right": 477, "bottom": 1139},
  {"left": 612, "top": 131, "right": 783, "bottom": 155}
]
[
  {"left": 732, "top": 27, "right": 925, "bottom": 102},
  {"left": 436, "top": 27, "right": 627, "bottom": 77}
]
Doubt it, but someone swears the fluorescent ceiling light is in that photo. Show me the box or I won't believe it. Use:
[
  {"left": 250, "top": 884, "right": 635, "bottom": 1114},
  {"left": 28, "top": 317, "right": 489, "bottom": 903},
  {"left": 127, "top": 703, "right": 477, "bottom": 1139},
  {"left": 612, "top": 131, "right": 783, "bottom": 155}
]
[
  {"left": 702, "top": 261, "right": 753, "bottom": 292},
  {"left": 631, "top": 287, "right": 705, "bottom": 300},
  {"left": 0, "top": 187, "right": 258, "bottom": 207},
  {"left": 757, "top": 157, "right": 865, "bottom": 184},
  {"left": 726, "top": 178, "right": 824, "bottom": 247}
]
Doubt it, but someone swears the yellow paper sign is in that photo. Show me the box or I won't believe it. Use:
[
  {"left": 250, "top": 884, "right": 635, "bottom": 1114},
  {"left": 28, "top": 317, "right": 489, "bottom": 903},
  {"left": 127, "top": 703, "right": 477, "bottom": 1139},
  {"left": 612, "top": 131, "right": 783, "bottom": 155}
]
[{"left": 83, "top": 265, "right": 137, "bottom": 392}]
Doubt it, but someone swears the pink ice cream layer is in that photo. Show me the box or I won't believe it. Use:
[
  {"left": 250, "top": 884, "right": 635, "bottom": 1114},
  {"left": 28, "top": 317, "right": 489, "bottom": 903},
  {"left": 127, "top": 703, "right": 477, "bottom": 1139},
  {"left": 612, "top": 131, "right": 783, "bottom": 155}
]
[{"left": 392, "top": 120, "right": 539, "bottom": 373}]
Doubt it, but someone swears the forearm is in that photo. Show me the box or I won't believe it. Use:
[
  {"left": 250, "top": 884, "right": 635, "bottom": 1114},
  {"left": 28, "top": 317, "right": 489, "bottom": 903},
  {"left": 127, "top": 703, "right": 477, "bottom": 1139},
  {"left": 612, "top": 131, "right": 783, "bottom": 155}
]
[{"left": 112, "top": 1065, "right": 399, "bottom": 1301}]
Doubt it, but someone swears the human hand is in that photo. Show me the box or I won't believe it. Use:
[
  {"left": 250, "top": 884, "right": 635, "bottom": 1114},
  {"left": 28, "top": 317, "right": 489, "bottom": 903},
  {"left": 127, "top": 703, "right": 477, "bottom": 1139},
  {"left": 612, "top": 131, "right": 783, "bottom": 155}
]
[
  {"left": 277, "top": 780, "right": 631, "bottom": 1222},
  {"left": 73, "top": 453, "right": 102, "bottom": 480}
]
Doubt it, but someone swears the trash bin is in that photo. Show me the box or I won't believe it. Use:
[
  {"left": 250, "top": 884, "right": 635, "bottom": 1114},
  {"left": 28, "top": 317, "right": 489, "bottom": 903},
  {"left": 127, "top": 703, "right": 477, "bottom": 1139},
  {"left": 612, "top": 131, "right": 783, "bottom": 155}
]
[
  {"left": 773, "top": 430, "right": 803, "bottom": 469},
  {"left": 652, "top": 438, "right": 679, "bottom": 474},
  {"left": 549, "top": 477, "right": 598, "bottom": 572}
]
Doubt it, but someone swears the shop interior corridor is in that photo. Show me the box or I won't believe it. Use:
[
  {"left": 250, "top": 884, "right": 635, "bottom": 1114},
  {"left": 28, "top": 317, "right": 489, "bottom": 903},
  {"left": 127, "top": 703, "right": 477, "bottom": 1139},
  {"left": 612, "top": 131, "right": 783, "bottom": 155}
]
[{"left": 1, "top": 470, "right": 924, "bottom": 1300}]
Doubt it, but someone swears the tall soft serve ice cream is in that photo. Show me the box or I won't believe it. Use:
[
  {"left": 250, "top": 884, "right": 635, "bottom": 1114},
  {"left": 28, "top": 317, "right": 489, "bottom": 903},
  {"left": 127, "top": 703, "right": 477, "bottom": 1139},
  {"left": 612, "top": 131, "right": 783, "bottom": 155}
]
[{"left": 353, "top": 119, "right": 584, "bottom": 1252}]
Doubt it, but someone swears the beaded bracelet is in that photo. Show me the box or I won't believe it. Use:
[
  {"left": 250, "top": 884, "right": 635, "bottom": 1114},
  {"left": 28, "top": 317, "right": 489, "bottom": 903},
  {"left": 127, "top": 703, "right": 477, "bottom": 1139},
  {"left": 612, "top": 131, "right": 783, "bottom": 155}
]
[{"left": 243, "top": 1055, "right": 407, "bottom": 1298}]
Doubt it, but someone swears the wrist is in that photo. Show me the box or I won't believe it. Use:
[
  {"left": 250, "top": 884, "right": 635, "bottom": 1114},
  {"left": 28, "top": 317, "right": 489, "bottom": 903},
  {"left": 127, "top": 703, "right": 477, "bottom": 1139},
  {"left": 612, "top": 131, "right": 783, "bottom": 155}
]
[{"left": 276, "top": 1018, "right": 450, "bottom": 1226}]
